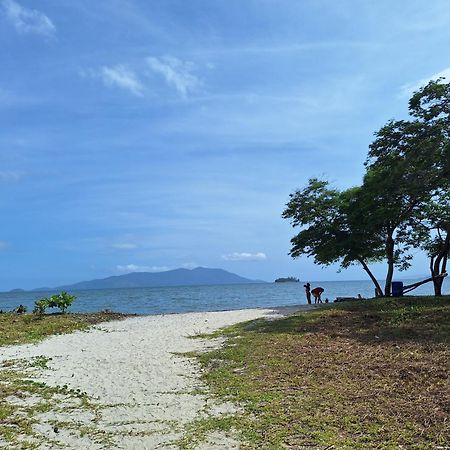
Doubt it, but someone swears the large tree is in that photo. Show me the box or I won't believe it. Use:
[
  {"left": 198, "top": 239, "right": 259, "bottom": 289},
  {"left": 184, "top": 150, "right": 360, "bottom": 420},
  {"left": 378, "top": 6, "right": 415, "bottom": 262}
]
[
  {"left": 410, "top": 80, "right": 450, "bottom": 295},
  {"left": 363, "top": 80, "right": 450, "bottom": 295},
  {"left": 282, "top": 178, "right": 384, "bottom": 296},
  {"left": 360, "top": 121, "right": 435, "bottom": 295},
  {"left": 284, "top": 80, "right": 450, "bottom": 297}
]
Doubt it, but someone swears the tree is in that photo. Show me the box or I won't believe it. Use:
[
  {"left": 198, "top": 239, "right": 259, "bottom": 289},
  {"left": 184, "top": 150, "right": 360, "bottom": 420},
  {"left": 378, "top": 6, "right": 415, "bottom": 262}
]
[
  {"left": 360, "top": 124, "right": 431, "bottom": 295},
  {"left": 284, "top": 81, "right": 450, "bottom": 297},
  {"left": 364, "top": 80, "right": 450, "bottom": 295},
  {"left": 409, "top": 80, "right": 450, "bottom": 295},
  {"left": 282, "top": 178, "right": 384, "bottom": 296},
  {"left": 424, "top": 193, "right": 450, "bottom": 295},
  {"left": 33, "top": 292, "right": 76, "bottom": 314},
  {"left": 403, "top": 190, "right": 450, "bottom": 295}
]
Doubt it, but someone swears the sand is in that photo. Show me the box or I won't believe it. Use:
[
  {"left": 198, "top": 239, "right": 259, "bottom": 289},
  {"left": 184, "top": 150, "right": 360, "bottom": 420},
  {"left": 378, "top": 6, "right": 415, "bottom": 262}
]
[{"left": 0, "top": 306, "right": 314, "bottom": 449}]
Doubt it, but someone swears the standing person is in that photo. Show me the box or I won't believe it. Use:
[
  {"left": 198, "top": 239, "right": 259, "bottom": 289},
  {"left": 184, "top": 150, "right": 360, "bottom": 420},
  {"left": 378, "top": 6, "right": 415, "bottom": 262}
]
[
  {"left": 311, "top": 286, "right": 324, "bottom": 303},
  {"left": 303, "top": 282, "right": 311, "bottom": 304}
]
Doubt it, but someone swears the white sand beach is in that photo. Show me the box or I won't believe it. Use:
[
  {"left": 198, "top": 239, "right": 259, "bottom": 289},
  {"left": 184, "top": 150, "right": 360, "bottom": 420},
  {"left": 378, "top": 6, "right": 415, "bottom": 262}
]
[{"left": 0, "top": 306, "right": 314, "bottom": 449}]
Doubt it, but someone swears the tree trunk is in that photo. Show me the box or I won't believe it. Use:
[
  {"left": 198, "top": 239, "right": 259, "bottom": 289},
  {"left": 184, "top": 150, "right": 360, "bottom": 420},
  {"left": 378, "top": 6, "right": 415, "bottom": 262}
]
[
  {"left": 358, "top": 258, "right": 383, "bottom": 297},
  {"left": 384, "top": 234, "right": 395, "bottom": 296},
  {"left": 431, "top": 230, "right": 450, "bottom": 297},
  {"left": 433, "top": 277, "right": 444, "bottom": 296},
  {"left": 432, "top": 252, "right": 448, "bottom": 296}
]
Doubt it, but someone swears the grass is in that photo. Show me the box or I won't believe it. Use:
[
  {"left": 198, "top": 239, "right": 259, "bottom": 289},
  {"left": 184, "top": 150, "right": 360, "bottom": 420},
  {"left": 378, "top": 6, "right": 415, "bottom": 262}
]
[
  {"left": 0, "top": 311, "right": 135, "bottom": 347},
  {"left": 182, "top": 296, "right": 450, "bottom": 449},
  {"left": 0, "top": 310, "right": 135, "bottom": 447},
  {"left": 0, "top": 362, "right": 94, "bottom": 449}
]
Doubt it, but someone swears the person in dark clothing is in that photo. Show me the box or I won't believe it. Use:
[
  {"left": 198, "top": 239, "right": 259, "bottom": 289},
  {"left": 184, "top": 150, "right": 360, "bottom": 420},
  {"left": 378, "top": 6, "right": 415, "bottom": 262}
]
[
  {"left": 304, "top": 282, "right": 311, "bottom": 304},
  {"left": 311, "top": 286, "right": 324, "bottom": 303}
]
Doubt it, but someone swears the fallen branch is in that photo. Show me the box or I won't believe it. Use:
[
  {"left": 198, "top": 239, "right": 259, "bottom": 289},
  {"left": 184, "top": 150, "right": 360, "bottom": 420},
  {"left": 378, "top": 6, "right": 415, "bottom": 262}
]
[{"left": 402, "top": 273, "right": 448, "bottom": 294}]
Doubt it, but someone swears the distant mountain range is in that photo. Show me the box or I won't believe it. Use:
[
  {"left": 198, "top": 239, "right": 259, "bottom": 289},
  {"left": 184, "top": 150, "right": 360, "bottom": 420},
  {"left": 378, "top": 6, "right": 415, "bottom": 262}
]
[{"left": 31, "top": 267, "right": 265, "bottom": 292}]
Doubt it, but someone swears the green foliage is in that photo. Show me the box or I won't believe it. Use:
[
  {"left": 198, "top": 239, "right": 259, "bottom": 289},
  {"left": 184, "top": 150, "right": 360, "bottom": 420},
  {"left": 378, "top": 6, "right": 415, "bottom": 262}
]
[
  {"left": 284, "top": 79, "right": 450, "bottom": 296},
  {"left": 49, "top": 292, "right": 75, "bottom": 313},
  {"left": 33, "top": 299, "right": 48, "bottom": 315},
  {"left": 282, "top": 179, "right": 384, "bottom": 295},
  {"left": 33, "top": 292, "right": 76, "bottom": 314},
  {"left": 409, "top": 78, "right": 450, "bottom": 122},
  {"left": 405, "top": 190, "right": 450, "bottom": 295},
  {"left": 365, "top": 80, "right": 450, "bottom": 294},
  {"left": 284, "top": 180, "right": 361, "bottom": 264}
]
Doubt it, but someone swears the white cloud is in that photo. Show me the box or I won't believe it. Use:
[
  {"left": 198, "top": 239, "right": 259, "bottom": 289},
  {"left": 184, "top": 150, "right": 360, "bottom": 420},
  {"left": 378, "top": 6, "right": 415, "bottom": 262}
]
[
  {"left": 146, "top": 56, "right": 200, "bottom": 97},
  {"left": 100, "top": 65, "right": 145, "bottom": 96},
  {"left": 400, "top": 67, "right": 450, "bottom": 97},
  {"left": 83, "top": 65, "right": 145, "bottom": 97},
  {"left": 116, "top": 264, "right": 170, "bottom": 273},
  {"left": 0, "top": 241, "right": 10, "bottom": 250},
  {"left": 112, "top": 243, "right": 138, "bottom": 250},
  {"left": 83, "top": 56, "right": 202, "bottom": 98},
  {"left": 182, "top": 262, "right": 197, "bottom": 269},
  {"left": 1, "top": 0, "right": 55, "bottom": 36},
  {"left": 221, "top": 252, "right": 267, "bottom": 261}
]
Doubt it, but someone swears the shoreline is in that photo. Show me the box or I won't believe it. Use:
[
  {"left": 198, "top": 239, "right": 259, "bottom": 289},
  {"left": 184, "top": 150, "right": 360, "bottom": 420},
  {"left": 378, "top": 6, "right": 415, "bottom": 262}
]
[
  {"left": 124, "top": 302, "right": 322, "bottom": 317},
  {"left": 0, "top": 302, "right": 321, "bottom": 320},
  {"left": 0, "top": 301, "right": 320, "bottom": 317},
  {"left": 0, "top": 305, "right": 307, "bottom": 448}
]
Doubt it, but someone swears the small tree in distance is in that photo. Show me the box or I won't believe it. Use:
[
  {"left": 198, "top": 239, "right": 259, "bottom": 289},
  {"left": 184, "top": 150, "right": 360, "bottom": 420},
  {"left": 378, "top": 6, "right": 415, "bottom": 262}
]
[{"left": 33, "top": 292, "right": 76, "bottom": 314}]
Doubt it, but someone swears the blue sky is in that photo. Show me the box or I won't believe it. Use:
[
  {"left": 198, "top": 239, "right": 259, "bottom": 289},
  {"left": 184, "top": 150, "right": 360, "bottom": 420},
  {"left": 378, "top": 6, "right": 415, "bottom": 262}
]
[{"left": 1, "top": 0, "right": 450, "bottom": 290}]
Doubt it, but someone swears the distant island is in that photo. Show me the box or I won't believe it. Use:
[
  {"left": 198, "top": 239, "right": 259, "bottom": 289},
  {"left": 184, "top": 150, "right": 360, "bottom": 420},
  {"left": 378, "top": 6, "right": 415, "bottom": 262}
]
[
  {"left": 31, "top": 267, "right": 265, "bottom": 292},
  {"left": 274, "top": 277, "right": 299, "bottom": 283}
]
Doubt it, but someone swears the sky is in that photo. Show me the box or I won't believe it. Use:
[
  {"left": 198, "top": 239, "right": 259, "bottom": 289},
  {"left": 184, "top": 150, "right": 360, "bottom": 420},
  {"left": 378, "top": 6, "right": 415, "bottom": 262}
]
[{"left": 1, "top": 0, "right": 450, "bottom": 290}]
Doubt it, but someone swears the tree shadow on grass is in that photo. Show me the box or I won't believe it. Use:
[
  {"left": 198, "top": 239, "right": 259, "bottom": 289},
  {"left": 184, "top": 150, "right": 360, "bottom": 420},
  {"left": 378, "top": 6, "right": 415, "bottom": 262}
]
[{"left": 248, "top": 296, "right": 450, "bottom": 346}]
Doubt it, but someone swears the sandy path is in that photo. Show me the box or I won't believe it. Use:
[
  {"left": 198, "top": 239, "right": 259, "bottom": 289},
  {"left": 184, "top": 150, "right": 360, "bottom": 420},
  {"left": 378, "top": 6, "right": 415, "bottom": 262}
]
[{"left": 0, "top": 307, "right": 308, "bottom": 449}]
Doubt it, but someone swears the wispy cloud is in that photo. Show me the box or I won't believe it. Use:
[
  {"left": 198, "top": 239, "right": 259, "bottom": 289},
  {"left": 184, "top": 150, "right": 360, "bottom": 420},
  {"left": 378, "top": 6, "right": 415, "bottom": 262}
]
[
  {"left": 83, "top": 65, "right": 145, "bottom": 97},
  {"left": 83, "top": 56, "right": 202, "bottom": 98},
  {"left": 0, "top": 241, "right": 10, "bottom": 250},
  {"left": 0, "top": 170, "right": 23, "bottom": 182},
  {"left": 222, "top": 252, "right": 267, "bottom": 261},
  {"left": 100, "top": 65, "right": 145, "bottom": 97},
  {"left": 112, "top": 243, "right": 138, "bottom": 250},
  {"left": 193, "top": 40, "right": 380, "bottom": 57},
  {"left": 146, "top": 56, "right": 201, "bottom": 97},
  {"left": 116, "top": 264, "right": 170, "bottom": 273},
  {"left": 1, "top": 0, "right": 55, "bottom": 36},
  {"left": 400, "top": 67, "right": 450, "bottom": 97}
]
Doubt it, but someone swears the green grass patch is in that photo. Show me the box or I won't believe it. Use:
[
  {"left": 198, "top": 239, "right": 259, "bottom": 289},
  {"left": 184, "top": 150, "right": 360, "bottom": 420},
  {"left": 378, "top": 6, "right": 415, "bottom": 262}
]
[
  {"left": 0, "top": 311, "right": 135, "bottom": 347},
  {"left": 187, "top": 296, "right": 450, "bottom": 449}
]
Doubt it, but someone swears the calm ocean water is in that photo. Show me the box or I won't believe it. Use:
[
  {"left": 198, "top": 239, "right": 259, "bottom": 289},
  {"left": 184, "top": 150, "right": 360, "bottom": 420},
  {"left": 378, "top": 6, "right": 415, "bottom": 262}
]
[{"left": 0, "top": 279, "right": 448, "bottom": 315}]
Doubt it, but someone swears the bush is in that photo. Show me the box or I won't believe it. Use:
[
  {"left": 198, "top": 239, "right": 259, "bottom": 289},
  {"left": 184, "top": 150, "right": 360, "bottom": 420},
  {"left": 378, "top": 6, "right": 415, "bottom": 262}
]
[
  {"left": 33, "top": 292, "right": 76, "bottom": 314},
  {"left": 50, "top": 292, "right": 75, "bottom": 313},
  {"left": 33, "top": 298, "right": 48, "bottom": 315}
]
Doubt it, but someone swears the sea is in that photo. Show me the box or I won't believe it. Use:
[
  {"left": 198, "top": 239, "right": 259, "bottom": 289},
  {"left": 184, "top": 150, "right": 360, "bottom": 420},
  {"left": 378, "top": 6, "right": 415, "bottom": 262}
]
[{"left": 0, "top": 279, "right": 448, "bottom": 315}]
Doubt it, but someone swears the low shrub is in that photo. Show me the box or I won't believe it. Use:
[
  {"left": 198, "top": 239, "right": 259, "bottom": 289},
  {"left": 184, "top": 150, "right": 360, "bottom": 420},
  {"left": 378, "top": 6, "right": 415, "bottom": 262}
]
[
  {"left": 33, "top": 292, "right": 76, "bottom": 314},
  {"left": 33, "top": 299, "right": 48, "bottom": 315}
]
